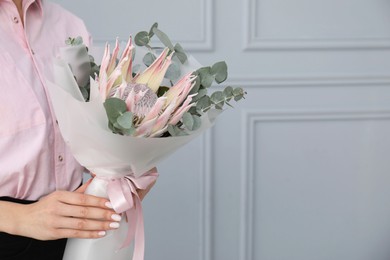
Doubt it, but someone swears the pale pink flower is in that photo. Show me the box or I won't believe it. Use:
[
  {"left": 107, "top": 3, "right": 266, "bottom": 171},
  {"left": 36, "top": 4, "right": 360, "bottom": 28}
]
[{"left": 97, "top": 38, "right": 196, "bottom": 137}]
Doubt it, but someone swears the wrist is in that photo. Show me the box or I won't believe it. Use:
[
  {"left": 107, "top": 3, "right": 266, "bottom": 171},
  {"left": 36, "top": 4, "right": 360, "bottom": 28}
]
[{"left": 0, "top": 201, "right": 28, "bottom": 235}]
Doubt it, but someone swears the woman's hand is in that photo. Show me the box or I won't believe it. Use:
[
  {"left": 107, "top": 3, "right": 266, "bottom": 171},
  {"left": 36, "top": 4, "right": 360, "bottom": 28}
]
[{"left": 10, "top": 189, "right": 121, "bottom": 241}]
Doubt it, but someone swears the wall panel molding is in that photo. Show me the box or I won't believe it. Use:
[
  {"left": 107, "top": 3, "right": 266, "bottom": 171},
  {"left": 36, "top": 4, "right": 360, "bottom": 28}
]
[
  {"left": 199, "top": 129, "right": 214, "bottom": 260},
  {"left": 239, "top": 109, "right": 390, "bottom": 260},
  {"left": 94, "top": 0, "right": 214, "bottom": 51},
  {"left": 227, "top": 75, "right": 390, "bottom": 88},
  {"left": 243, "top": 0, "right": 390, "bottom": 51}
]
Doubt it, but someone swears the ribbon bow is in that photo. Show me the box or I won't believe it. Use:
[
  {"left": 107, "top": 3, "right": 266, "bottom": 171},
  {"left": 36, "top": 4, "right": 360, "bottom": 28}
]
[{"left": 103, "top": 168, "right": 158, "bottom": 260}]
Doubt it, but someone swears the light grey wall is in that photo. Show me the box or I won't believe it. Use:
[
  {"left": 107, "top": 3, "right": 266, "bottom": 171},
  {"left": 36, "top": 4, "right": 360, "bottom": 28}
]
[{"left": 52, "top": 0, "right": 390, "bottom": 259}]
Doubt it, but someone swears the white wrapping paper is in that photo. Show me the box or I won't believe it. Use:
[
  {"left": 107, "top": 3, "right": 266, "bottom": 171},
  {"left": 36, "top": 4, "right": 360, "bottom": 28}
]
[{"left": 46, "top": 58, "right": 219, "bottom": 260}]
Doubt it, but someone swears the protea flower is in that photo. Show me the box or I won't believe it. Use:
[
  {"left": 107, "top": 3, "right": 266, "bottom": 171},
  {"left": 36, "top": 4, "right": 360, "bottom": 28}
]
[{"left": 97, "top": 38, "right": 196, "bottom": 137}]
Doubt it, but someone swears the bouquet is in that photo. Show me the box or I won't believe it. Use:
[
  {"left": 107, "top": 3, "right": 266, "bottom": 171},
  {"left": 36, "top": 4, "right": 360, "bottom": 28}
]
[{"left": 47, "top": 23, "right": 245, "bottom": 260}]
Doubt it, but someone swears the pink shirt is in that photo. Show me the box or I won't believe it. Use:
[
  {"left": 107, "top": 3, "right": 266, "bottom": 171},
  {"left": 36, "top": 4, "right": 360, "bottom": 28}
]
[{"left": 0, "top": 0, "right": 90, "bottom": 200}]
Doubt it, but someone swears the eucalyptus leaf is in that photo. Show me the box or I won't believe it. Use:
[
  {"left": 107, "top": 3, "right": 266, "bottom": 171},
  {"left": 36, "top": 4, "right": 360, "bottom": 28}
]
[
  {"left": 197, "top": 67, "right": 211, "bottom": 78},
  {"left": 210, "top": 91, "right": 226, "bottom": 109},
  {"left": 117, "top": 111, "right": 134, "bottom": 129},
  {"left": 188, "top": 106, "right": 200, "bottom": 116},
  {"left": 211, "top": 61, "right": 228, "bottom": 84},
  {"left": 167, "top": 125, "right": 178, "bottom": 136},
  {"left": 189, "top": 76, "right": 201, "bottom": 95},
  {"left": 182, "top": 112, "right": 194, "bottom": 130},
  {"left": 122, "top": 127, "right": 136, "bottom": 136},
  {"left": 233, "top": 87, "right": 246, "bottom": 101},
  {"left": 167, "top": 125, "right": 188, "bottom": 136},
  {"left": 223, "top": 86, "right": 234, "bottom": 101},
  {"left": 192, "top": 88, "right": 207, "bottom": 102},
  {"left": 197, "top": 67, "right": 214, "bottom": 88},
  {"left": 192, "top": 115, "right": 202, "bottom": 131},
  {"left": 174, "top": 43, "right": 187, "bottom": 63},
  {"left": 196, "top": 95, "right": 211, "bottom": 111},
  {"left": 149, "top": 22, "right": 158, "bottom": 37},
  {"left": 153, "top": 27, "right": 174, "bottom": 50},
  {"left": 143, "top": 52, "right": 157, "bottom": 67},
  {"left": 132, "top": 64, "right": 141, "bottom": 75},
  {"left": 134, "top": 31, "right": 150, "bottom": 46},
  {"left": 104, "top": 98, "right": 127, "bottom": 124},
  {"left": 201, "top": 73, "right": 214, "bottom": 88},
  {"left": 210, "top": 91, "right": 224, "bottom": 106},
  {"left": 165, "top": 63, "right": 181, "bottom": 81},
  {"left": 174, "top": 52, "right": 188, "bottom": 64}
]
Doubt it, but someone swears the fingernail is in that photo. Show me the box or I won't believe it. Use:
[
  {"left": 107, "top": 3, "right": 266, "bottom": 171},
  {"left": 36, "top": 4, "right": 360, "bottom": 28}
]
[
  {"left": 98, "top": 231, "right": 106, "bottom": 236},
  {"left": 105, "top": 202, "right": 113, "bottom": 209},
  {"left": 111, "top": 214, "right": 122, "bottom": 222},
  {"left": 110, "top": 222, "right": 120, "bottom": 229}
]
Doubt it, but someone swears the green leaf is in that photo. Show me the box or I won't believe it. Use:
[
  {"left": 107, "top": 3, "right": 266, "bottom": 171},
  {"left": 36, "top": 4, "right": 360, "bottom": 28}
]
[
  {"left": 182, "top": 112, "right": 194, "bottom": 130},
  {"left": 210, "top": 91, "right": 225, "bottom": 109},
  {"left": 196, "top": 95, "right": 211, "bottom": 111},
  {"left": 197, "top": 67, "right": 211, "bottom": 78},
  {"left": 174, "top": 43, "right": 188, "bottom": 63},
  {"left": 148, "top": 22, "right": 159, "bottom": 37},
  {"left": 104, "top": 98, "right": 128, "bottom": 124},
  {"left": 165, "top": 63, "right": 181, "bottom": 81},
  {"left": 188, "top": 106, "right": 200, "bottom": 116},
  {"left": 223, "top": 86, "right": 234, "bottom": 101},
  {"left": 192, "top": 115, "right": 202, "bottom": 131},
  {"left": 174, "top": 52, "right": 188, "bottom": 64},
  {"left": 143, "top": 52, "right": 156, "bottom": 67},
  {"left": 233, "top": 87, "right": 246, "bottom": 101},
  {"left": 197, "top": 67, "right": 214, "bottom": 88},
  {"left": 167, "top": 125, "right": 188, "bottom": 136},
  {"left": 153, "top": 27, "right": 174, "bottom": 50},
  {"left": 211, "top": 61, "right": 228, "bottom": 84},
  {"left": 116, "top": 111, "right": 133, "bottom": 129},
  {"left": 191, "top": 88, "right": 207, "bottom": 102},
  {"left": 189, "top": 76, "right": 201, "bottom": 95},
  {"left": 132, "top": 64, "right": 141, "bottom": 74},
  {"left": 201, "top": 73, "right": 214, "bottom": 88},
  {"left": 134, "top": 31, "right": 150, "bottom": 46}
]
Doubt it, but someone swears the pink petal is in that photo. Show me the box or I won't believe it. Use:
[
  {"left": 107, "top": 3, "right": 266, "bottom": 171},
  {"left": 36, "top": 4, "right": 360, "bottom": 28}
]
[
  {"left": 164, "top": 73, "right": 195, "bottom": 109},
  {"left": 143, "top": 97, "right": 167, "bottom": 122},
  {"left": 151, "top": 99, "right": 176, "bottom": 134},
  {"left": 169, "top": 94, "right": 196, "bottom": 125},
  {"left": 135, "top": 117, "right": 158, "bottom": 137},
  {"left": 134, "top": 48, "right": 171, "bottom": 92},
  {"left": 149, "top": 125, "right": 168, "bottom": 137},
  {"left": 107, "top": 38, "right": 120, "bottom": 75}
]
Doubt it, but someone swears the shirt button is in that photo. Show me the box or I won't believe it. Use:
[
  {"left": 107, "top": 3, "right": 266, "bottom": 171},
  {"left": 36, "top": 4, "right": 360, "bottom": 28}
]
[
  {"left": 13, "top": 17, "right": 19, "bottom": 23},
  {"left": 31, "top": 49, "right": 35, "bottom": 55},
  {"left": 58, "top": 155, "right": 64, "bottom": 162}
]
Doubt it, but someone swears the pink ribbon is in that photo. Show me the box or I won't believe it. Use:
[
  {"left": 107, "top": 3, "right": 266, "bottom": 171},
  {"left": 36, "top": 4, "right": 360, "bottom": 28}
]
[{"left": 102, "top": 168, "right": 158, "bottom": 260}]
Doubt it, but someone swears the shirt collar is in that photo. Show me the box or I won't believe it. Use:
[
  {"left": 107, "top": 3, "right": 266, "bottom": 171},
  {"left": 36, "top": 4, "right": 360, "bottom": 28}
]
[
  {"left": 26, "top": 0, "right": 43, "bottom": 17},
  {"left": 0, "top": 0, "right": 43, "bottom": 17}
]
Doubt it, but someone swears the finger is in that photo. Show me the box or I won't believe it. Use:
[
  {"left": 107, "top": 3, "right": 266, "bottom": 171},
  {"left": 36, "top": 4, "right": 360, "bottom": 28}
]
[
  {"left": 55, "top": 229, "right": 108, "bottom": 239},
  {"left": 75, "top": 178, "right": 94, "bottom": 193},
  {"left": 56, "top": 217, "right": 120, "bottom": 231},
  {"left": 56, "top": 203, "right": 119, "bottom": 221},
  {"left": 55, "top": 191, "right": 110, "bottom": 209}
]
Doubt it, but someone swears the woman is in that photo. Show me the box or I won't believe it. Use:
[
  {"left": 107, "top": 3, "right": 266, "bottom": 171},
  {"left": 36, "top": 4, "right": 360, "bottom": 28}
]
[{"left": 0, "top": 0, "right": 155, "bottom": 259}]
